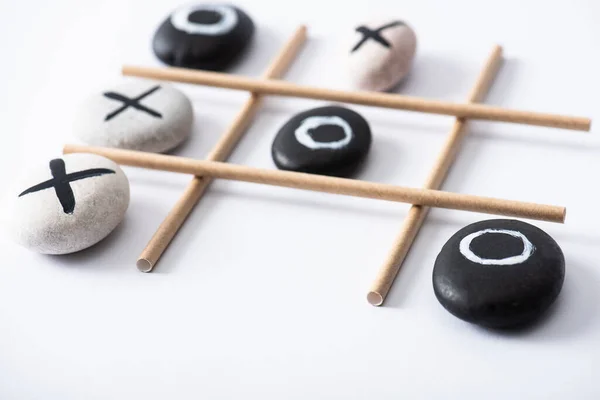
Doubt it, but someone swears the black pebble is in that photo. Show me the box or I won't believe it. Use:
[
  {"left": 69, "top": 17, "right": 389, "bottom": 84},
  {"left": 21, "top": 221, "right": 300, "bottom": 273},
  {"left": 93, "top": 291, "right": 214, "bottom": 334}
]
[
  {"left": 152, "top": 3, "right": 255, "bottom": 71},
  {"left": 271, "top": 106, "right": 372, "bottom": 177},
  {"left": 432, "top": 219, "right": 565, "bottom": 329}
]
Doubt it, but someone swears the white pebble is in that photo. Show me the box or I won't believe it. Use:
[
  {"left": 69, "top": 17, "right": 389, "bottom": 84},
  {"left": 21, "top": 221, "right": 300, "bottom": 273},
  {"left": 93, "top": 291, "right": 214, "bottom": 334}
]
[
  {"left": 74, "top": 81, "right": 194, "bottom": 153},
  {"left": 2, "top": 154, "right": 130, "bottom": 254},
  {"left": 346, "top": 19, "right": 417, "bottom": 92}
]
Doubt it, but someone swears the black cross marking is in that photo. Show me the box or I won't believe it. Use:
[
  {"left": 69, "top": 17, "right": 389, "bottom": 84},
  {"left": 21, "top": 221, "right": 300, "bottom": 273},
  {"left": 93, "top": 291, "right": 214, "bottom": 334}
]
[
  {"left": 351, "top": 21, "right": 405, "bottom": 53},
  {"left": 103, "top": 85, "right": 163, "bottom": 121},
  {"left": 18, "top": 159, "right": 115, "bottom": 214}
]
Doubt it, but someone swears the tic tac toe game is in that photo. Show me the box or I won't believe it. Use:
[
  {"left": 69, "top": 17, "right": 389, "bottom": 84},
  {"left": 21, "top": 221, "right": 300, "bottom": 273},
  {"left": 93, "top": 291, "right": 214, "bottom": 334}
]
[{"left": 1, "top": 1, "right": 598, "bottom": 398}]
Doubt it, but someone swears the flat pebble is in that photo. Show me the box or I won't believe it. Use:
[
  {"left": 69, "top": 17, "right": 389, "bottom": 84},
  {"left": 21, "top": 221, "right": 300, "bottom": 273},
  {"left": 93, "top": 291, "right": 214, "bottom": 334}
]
[
  {"left": 346, "top": 18, "right": 417, "bottom": 92},
  {"left": 74, "top": 81, "right": 194, "bottom": 153},
  {"left": 271, "top": 105, "right": 372, "bottom": 177},
  {"left": 3, "top": 154, "right": 130, "bottom": 255},
  {"left": 433, "top": 219, "right": 565, "bottom": 329},
  {"left": 152, "top": 3, "right": 255, "bottom": 70}
]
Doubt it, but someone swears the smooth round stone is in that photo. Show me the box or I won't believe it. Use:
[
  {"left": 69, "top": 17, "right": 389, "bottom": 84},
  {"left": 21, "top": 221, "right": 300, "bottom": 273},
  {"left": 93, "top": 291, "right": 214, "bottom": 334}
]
[
  {"left": 271, "top": 105, "right": 372, "bottom": 177},
  {"left": 152, "top": 3, "right": 255, "bottom": 71},
  {"left": 74, "top": 81, "right": 194, "bottom": 153},
  {"left": 346, "top": 19, "right": 417, "bottom": 92},
  {"left": 433, "top": 219, "right": 565, "bottom": 329},
  {"left": 2, "top": 154, "right": 130, "bottom": 255}
]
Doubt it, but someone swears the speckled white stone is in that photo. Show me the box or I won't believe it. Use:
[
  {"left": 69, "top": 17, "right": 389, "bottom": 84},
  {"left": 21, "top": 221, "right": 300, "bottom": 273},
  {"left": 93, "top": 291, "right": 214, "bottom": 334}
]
[
  {"left": 2, "top": 154, "right": 130, "bottom": 255},
  {"left": 74, "top": 81, "right": 194, "bottom": 153},
  {"left": 346, "top": 19, "right": 417, "bottom": 92}
]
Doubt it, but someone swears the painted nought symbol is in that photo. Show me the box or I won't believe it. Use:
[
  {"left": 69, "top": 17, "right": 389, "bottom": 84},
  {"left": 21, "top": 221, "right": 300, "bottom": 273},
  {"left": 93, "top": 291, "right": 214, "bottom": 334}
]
[
  {"left": 18, "top": 159, "right": 115, "bottom": 214},
  {"left": 170, "top": 4, "right": 238, "bottom": 36},
  {"left": 351, "top": 21, "right": 405, "bottom": 52},
  {"left": 459, "top": 229, "right": 536, "bottom": 266},
  {"left": 294, "top": 116, "right": 354, "bottom": 150},
  {"left": 103, "top": 85, "right": 163, "bottom": 121}
]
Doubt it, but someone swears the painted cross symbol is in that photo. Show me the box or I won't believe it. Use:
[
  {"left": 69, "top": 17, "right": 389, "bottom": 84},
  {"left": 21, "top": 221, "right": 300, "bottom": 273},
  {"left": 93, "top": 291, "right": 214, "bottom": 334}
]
[
  {"left": 103, "top": 85, "right": 163, "bottom": 121},
  {"left": 18, "top": 159, "right": 115, "bottom": 214},
  {"left": 351, "top": 21, "right": 405, "bottom": 52}
]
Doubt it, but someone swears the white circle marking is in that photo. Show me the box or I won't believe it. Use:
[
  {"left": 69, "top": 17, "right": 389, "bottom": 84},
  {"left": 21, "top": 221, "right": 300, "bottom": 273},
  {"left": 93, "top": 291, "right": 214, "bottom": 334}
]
[
  {"left": 459, "top": 229, "right": 535, "bottom": 266},
  {"left": 294, "top": 116, "right": 353, "bottom": 150},
  {"left": 171, "top": 4, "right": 238, "bottom": 36}
]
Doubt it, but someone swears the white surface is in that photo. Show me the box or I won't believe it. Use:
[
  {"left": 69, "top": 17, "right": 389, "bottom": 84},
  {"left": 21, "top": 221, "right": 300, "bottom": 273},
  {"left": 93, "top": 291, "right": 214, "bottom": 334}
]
[{"left": 0, "top": 0, "right": 598, "bottom": 398}]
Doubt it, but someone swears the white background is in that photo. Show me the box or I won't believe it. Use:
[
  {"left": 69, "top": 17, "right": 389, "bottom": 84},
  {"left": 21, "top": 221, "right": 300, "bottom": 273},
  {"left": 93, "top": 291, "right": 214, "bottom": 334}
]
[{"left": 0, "top": 0, "right": 598, "bottom": 398}]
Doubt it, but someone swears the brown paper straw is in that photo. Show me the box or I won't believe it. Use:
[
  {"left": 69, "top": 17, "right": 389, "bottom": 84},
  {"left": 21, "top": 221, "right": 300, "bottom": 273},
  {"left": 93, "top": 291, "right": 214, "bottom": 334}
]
[
  {"left": 136, "top": 26, "right": 307, "bottom": 272},
  {"left": 63, "top": 143, "right": 566, "bottom": 224},
  {"left": 367, "top": 45, "right": 504, "bottom": 307},
  {"left": 122, "top": 64, "right": 591, "bottom": 132}
]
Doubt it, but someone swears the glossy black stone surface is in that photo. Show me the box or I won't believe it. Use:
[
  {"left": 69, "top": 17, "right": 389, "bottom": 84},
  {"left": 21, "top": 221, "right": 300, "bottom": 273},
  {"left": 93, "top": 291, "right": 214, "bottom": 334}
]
[
  {"left": 271, "top": 106, "right": 372, "bottom": 177},
  {"left": 152, "top": 3, "right": 255, "bottom": 71},
  {"left": 433, "top": 219, "right": 565, "bottom": 329}
]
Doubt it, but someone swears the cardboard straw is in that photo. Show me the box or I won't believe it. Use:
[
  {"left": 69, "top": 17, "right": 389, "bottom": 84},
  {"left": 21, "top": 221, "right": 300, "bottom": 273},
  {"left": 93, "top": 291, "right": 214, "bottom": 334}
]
[
  {"left": 367, "top": 45, "right": 504, "bottom": 306},
  {"left": 136, "top": 25, "right": 308, "bottom": 272},
  {"left": 64, "top": 143, "right": 567, "bottom": 225}
]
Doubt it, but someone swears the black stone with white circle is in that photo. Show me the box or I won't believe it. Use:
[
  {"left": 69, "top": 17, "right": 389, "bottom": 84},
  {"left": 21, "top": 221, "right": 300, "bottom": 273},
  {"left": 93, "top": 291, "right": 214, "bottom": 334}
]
[
  {"left": 152, "top": 3, "right": 255, "bottom": 71},
  {"left": 271, "top": 106, "right": 372, "bottom": 177},
  {"left": 432, "top": 219, "right": 565, "bottom": 329}
]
